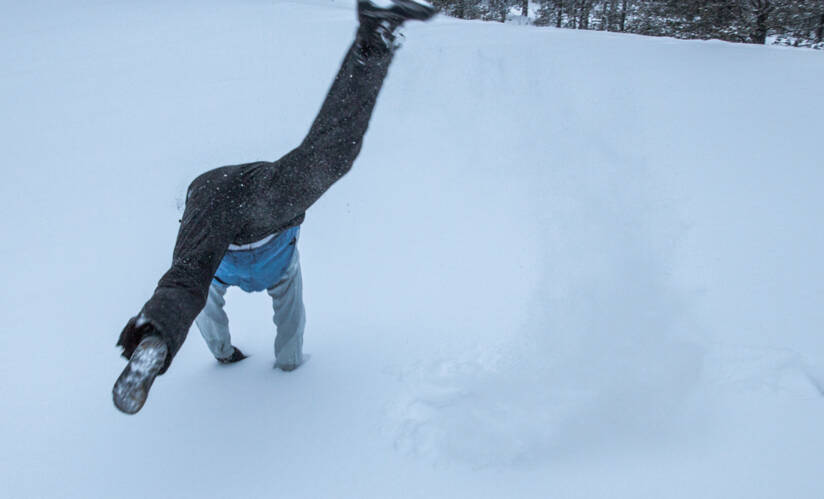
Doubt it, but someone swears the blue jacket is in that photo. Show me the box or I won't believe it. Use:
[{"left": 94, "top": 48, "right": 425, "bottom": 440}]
[{"left": 213, "top": 226, "right": 300, "bottom": 292}]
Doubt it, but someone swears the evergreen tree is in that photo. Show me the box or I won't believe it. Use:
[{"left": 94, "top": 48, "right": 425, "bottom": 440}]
[
  {"left": 436, "top": 0, "right": 822, "bottom": 48},
  {"left": 485, "top": 0, "right": 511, "bottom": 22},
  {"left": 772, "top": 0, "right": 824, "bottom": 46},
  {"left": 747, "top": 0, "right": 775, "bottom": 44}
]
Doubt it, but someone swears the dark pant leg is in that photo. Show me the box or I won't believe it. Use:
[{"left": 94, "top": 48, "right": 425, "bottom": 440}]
[
  {"left": 303, "top": 36, "right": 394, "bottom": 171},
  {"left": 266, "top": 33, "right": 396, "bottom": 215}
]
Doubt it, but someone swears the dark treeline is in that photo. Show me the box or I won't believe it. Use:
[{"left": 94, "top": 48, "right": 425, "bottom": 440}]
[{"left": 429, "top": 0, "right": 824, "bottom": 48}]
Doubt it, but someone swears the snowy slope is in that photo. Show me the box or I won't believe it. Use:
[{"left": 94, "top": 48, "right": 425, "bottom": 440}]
[{"left": 2, "top": 1, "right": 823, "bottom": 498}]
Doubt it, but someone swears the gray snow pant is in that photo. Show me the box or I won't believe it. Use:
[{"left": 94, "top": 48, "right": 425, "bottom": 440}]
[{"left": 194, "top": 250, "right": 305, "bottom": 369}]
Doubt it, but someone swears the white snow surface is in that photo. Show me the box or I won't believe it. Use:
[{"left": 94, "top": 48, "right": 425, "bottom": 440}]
[{"left": 2, "top": 1, "right": 823, "bottom": 498}]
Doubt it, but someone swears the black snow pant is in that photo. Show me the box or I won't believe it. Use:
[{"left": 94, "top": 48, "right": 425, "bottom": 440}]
[{"left": 117, "top": 26, "right": 395, "bottom": 372}]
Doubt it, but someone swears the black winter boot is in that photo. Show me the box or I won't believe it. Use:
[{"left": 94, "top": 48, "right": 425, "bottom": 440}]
[
  {"left": 359, "top": 0, "right": 436, "bottom": 24},
  {"left": 356, "top": 0, "right": 436, "bottom": 58}
]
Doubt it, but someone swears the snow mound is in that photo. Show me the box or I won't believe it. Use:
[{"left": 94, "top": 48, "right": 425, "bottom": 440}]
[{"left": 388, "top": 144, "right": 705, "bottom": 466}]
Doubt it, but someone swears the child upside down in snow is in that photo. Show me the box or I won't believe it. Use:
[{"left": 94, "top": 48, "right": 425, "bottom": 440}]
[{"left": 113, "top": 0, "right": 436, "bottom": 414}]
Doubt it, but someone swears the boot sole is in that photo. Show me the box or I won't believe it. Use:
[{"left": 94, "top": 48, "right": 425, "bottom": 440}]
[
  {"left": 391, "top": 0, "right": 436, "bottom": 20},
  {"left": 112, "top": 337, "right": 168, "bottom": 414},
  {"left": 360, "top": 0, "right": 435, "bottom": 22}
]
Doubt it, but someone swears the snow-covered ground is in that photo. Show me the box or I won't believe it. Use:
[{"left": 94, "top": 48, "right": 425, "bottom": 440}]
[{"left": 2, "top": 1, "right": 823, "bottom": 497}]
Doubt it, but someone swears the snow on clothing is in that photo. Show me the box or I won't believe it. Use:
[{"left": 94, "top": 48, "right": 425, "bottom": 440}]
[
  {"left": 121, "top": 25, "right": 395, "bottom": 372},
  {"left": 195, "top": 234, "right": 305, "bottom": 369}
]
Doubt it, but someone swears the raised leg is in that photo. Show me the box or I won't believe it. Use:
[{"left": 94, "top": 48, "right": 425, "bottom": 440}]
[{"left": 261, "top": 2, "right": 424, "bottom": 215}]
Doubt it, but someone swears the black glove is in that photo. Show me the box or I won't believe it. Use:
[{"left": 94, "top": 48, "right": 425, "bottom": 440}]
[
  {"left": 116, "top": 316, "right": 155, "bottom": 360},
  {"left": 218, "top": 346, "right": 248, "bottom": 364}
]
